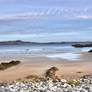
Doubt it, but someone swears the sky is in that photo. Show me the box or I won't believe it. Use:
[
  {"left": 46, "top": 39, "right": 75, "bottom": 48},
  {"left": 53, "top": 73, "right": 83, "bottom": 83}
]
[{"left": 0, "top": 0, "right": 92, "bottom": 42}]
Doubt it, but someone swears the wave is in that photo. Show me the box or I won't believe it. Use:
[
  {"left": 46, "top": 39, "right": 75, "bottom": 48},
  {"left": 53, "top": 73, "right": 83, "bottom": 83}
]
[{"left": 45, "top": 53, "right": 81, "bottom": 61}]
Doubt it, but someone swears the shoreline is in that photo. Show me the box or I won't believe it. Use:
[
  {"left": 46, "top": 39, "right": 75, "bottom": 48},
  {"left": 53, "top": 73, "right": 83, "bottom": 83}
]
[
  {"left": 0, "top": 52, "right": 92, "bottom": 82},
  {"left": 1, "top": 74, "right": 92, "bottom": 92}
]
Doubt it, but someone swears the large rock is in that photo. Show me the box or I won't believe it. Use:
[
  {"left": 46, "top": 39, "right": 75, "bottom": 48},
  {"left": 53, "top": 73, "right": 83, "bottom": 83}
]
[
  {"left": 45, "top": 66, "right": 59, "bottom": 81},
  {"left": 72, "top": 44, "right": 92, "bottom": 48},
  {"left": 88, "top": 50, "right": 92, "bottom": 53},
  {"left": 0, "top": 60, "right": 21, "bottom": 70}
]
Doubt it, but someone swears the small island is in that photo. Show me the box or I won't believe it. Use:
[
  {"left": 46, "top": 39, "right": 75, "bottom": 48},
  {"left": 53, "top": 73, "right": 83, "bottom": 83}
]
[{"left": 72, "top": 43, "right": 92, "bottom": 48}]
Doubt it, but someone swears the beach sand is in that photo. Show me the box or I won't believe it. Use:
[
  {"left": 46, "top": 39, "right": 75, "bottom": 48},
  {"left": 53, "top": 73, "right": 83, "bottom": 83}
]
[{"left": 0, "top": 52, "right": 92, "bottom": 82}]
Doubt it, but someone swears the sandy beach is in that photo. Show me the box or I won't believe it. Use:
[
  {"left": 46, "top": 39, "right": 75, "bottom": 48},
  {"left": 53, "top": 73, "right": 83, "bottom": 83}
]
[{"left": 0, "top": 52, "right": 92, "bottom": 82}]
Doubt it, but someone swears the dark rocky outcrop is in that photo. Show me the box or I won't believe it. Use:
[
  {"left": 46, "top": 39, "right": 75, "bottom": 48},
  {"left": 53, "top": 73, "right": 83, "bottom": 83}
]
[
  {"left": 45, "top": 67, "right": 59, "bottom": 80},
  {"left": 88, "top": 50, "right": 92, "bottom": 53},
  {"left": 0, "top": 60, "right": 21, "bottom": 70},
  {"left": 72, "top": 44, "right": 92, "bottom": 48},
  {"left": 0, "top": 40, "right": 31, "bottom": 45}
]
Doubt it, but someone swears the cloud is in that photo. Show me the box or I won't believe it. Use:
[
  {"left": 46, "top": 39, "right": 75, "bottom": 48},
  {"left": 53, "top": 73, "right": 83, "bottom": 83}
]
[
  {"left": 77, "top": 15, "right": 92, "bottom": 19},
  {"left": 0, "top": 8, "right": 92, "bottom": 20}
]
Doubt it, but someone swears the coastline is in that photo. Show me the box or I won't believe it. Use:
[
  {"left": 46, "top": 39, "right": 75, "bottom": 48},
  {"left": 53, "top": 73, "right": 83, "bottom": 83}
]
[{"left": 0, "top": 52, "right": 92, "bottom": 82}]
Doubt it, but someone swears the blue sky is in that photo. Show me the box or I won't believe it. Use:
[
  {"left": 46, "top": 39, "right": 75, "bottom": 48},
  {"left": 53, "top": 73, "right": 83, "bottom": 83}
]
[{"left": 0, "top": 0, "right": 92, "bottom": 42}]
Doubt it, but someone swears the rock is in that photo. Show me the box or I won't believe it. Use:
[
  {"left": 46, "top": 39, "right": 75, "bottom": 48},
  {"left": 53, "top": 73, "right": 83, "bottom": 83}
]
[
  {"left": 0, "top": 60, "right": 21, "bottom": 70},
  {"left": 72, "top": 44, "right": 92, "bottom": 48},
  {"left": 0, "top": 87, "right": 12, "bottom": 92},
  {"left": 1, "top": 75, "right": 92, "bottom": 92},
  {"left": 88, "top": 50, "right": 92, "bottom": 53},
  {"left": 0, "top": 82, "right": 7, "bottom": 87},
  {"left": 82, "top": 75, "right": 92, "bottom": 79},
  {"left": 56, "top": 88, "right": 63, "bottom": 92},
  {"left": 45, "top": 66, "right": 59, "bottom": 80}
]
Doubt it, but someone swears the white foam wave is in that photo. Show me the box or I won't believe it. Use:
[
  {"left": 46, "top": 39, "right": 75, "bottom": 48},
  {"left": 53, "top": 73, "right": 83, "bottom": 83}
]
[
  {"left": 46, "top": 53, "right": 81, "bottom": 61},
  {"left": 81, "top": 47, "right": 92, "bottom": 52}
]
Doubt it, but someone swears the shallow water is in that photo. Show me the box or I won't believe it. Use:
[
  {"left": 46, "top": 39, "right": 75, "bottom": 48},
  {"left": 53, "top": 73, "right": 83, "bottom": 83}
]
[
  {"left": 46, "top": 53, "right": 81, "bottom": 61},
  {"left": 0, "top": 44, "right": 92, "bottom": 61}
]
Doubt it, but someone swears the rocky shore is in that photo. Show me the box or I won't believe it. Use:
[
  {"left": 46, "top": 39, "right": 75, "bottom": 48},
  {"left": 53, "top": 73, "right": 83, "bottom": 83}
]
[
  {"left": 72, "top": 44, "right": 92, "bottom": 48},
  {"left": 0, "top": 66, "right": 92, "bottom": 92},
  {"left": 0, "top": 64, "right": 92, "bottom": 92},
  {"left": 0, "top": 75, "right": 92, "bottom": 92},
  {"left": 0, "top": 61, "right": 21, "bottom": 70}
]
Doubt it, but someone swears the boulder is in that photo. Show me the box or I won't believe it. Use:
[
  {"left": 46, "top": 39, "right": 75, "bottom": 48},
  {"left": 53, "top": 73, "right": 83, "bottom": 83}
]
[
  {"left": 45, "top": 66, "right": 59, "bottom": 80},
  {"left": 0, "top": 60, "right": 21, "bottom": 70},
  {"left": 88, "top": 50, "right": 92, "bottom": 53},
  {"left": 72, "top": 44, "right": 92, "bottom": 48}
]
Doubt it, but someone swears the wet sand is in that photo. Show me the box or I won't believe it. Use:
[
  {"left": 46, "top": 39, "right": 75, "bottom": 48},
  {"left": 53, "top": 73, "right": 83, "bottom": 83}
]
[{"left": 0, "top": 52, "right": 92, "bottom": 82}]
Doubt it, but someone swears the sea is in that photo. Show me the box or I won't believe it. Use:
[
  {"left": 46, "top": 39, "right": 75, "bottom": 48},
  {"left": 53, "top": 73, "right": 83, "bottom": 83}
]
[
  {"left": 0, "top": 43, "right": 92, "bottom": 62},
  {"left": 0, "top": 15, "right": 92, "bottom": 61}
]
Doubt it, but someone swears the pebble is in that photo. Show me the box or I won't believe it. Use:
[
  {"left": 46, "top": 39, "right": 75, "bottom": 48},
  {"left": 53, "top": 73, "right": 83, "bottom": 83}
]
[{"left": 1, "top": 76, "right": 92, "bottom": 92}]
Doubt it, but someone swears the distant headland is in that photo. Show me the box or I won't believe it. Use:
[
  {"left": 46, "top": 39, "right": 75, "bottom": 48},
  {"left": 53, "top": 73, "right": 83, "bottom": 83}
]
[{"left": 0, "top": 40, "right": 92, "bottom": 45}]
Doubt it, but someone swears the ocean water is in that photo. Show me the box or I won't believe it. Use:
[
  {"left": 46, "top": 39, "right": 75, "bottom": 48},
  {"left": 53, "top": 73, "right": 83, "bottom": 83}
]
[{"left": 0, "top": 44, "right": 92, "bottom": 61}]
